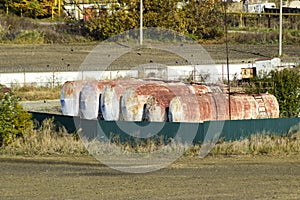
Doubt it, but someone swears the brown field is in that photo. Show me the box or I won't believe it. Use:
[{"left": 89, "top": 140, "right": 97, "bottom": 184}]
[
  {"left": 0, "top": 43, "right": 299, "bottom": 73},
  {"left": 1, "top": 155, "right": 300, "bottom": 199}
]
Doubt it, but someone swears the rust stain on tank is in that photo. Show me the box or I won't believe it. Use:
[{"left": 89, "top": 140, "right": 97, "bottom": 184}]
[
  {"left": 121, "top": 82, "right": 198, "bottom": 121},
  {"left": 61, "top": 79, "right": 279, "bottom": 122},
  {"left": 169, "top": 93, "right": 279, "bottom": 122}
]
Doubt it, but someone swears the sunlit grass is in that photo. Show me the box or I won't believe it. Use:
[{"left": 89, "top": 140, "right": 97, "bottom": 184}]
[
  {"left": 13, "top": 84, "right": 61, "bottom": 101},
  {"left": 2, "top": 118, "right": 300, "bottom": 157},
  {"left": 1, "top": 118, "right": 87, "bottom": 156}
]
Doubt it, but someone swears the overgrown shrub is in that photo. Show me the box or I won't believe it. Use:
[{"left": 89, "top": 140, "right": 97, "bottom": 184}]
[
  {"left": 245, "top": 68, "right": 300, "bottom": 117},
  {"left": 0, "top": 14, "right": 91, "bottom": 44},
  {"left": 0, "top": 88, "right": 33, "bottom": 146}
]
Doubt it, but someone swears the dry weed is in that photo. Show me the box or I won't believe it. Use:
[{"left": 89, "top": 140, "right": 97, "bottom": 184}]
[{"left": 1, "top": 118, "right": 87, "bottom": 156}]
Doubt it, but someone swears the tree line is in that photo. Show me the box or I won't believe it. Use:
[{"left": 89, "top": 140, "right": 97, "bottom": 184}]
[{"left": 0, "top": 0, "right": 227, "bottom": 41}]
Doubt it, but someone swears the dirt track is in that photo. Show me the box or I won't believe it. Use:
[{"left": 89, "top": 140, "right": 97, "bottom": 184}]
[{"left": 1, "top": 155, "right": 300, "bottom": 199}]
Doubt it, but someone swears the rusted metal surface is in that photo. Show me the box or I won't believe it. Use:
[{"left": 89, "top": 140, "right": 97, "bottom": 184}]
[
  {"left": 101, "top": 79, "right": 146, "bottom": 121},
  {"left": 169, "top": 93, "right": 227, "bottom": 122},
  {"left": 60, "top": 81, "right": 84, "bottom": 116},
  {"left": 169, "top": 93, "right": 279, "bottom": 122},
  {"left": 61, "top": 80, "right": 279, "bottom": 122},
  {"left": 120, "top": 82, "right": 197, "bottom": 122},
  {"left": 228, "top": 94, "right": 260, "bottom": 120},
  {"left": 253, "top": 94, "right": 279, "bottom": 118},
  {"left": 190, "top": 83, "right": 225, "bottom": 94}
]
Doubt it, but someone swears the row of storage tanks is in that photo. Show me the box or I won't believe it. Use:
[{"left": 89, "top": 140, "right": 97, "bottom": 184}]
[{"left": 60, "top": 79, "right": 279, "bottom": 122}]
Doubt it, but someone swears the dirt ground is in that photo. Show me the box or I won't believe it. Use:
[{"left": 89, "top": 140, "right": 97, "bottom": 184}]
[
  {"left": 0, "top": 43, "right": 299, "bottom": 73},
  {"left": 1, "top": 155, "right": 300, "bottom": 200}
]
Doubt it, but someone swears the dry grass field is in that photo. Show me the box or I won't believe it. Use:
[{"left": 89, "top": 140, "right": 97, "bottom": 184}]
[
  {"left": 1, "top": 155, "right": 300, "bottom": 199},
  {"left": 1, "top": 118, "right": 300, "bottom": 199}
]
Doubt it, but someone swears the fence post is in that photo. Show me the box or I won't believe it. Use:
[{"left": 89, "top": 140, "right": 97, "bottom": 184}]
[
  {"left": 240, "top": 13, "right": 243, "bottom": 27},
  {"left": 23, "top": 69, "right": 26, "bottom": 87}
]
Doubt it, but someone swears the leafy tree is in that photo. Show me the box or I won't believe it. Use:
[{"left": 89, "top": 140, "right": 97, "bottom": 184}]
[
  {"left": 83, "top": 0, "right": 225, "bottom": 41},
  {"left": 6, "top": 0, "right": 226, "bottom": 40},
  {"left": 12, "top": 0, "right": 59, "bottom": 18},
  {"left": 183, "top": 0, "right": 225, "bottom": 40},
  {"left": 271, "top": 69, "right": 300, "bottom": 117},
  {"left": 0, "top": 88, "right": 33, "bottom": 146}
]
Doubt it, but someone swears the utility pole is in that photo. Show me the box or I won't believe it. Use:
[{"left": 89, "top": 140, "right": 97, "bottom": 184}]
[
  {"left": 224, "top": 0, "right": 231, "bottom": 120},
  {"left": 140, "top": 0, "right": 143, "bottom": 45},
  {"left": 279, "top": 0, "right": 283, "bottom": 56}
]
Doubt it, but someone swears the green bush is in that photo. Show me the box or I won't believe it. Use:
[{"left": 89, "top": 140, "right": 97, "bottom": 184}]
[
  {"left": 245, "top": 68, "right": 300, "bottom": 117},
  {"left": 0, "top": 88, "right": 33, "bottom": 146}
]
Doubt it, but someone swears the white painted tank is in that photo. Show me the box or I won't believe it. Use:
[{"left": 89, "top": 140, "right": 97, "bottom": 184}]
[
  {"left": 60, "top": 81, "right": 84, "bottom": 116},
  {"left": 79, "top": 80, "right": 116, "bottom": 120}
]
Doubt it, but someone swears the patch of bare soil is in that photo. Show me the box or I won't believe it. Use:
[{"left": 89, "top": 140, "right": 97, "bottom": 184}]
[
  {"left": 20, "top": 99, "right": 61, "bottom": 114},
  {"left": 0, "top": 43, "right": 299, "bottom": 73},
  {"left": 1, "top": 155, "right": 300, "bottom": 199}
]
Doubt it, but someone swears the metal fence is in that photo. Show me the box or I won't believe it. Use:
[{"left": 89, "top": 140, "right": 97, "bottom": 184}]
[{"left": 30, "top": 111, "right": 300, "bottom": 144}]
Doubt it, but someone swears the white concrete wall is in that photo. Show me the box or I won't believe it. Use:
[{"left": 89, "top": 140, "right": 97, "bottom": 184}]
[{"left": 0, "top": 63, "right": 259, "bottom": 87}]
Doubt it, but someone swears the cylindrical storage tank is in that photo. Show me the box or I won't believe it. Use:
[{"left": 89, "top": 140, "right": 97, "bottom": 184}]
[
  {"left": 60, "top": 81, "right": 84, "bottom": 116},
  {"left": 121, "top": 82, "right": 196, "bottom": 121},
  {"left": 100, "top": 79, "right": 146, "bottom": 121},
  {"left": 121, "top": 88, "right": 146, "bottom": 121},
  {"left": 169, "top": 93, "right": 279, "bottom": 122},
  {"left": 79, "top": 80, "right": 115, "bottom": 120},
  {"left": 144, "top": 94, "right": 177, "bottom": 122},
  {"left": 168, "top": 95, "right": 201, "bottom": 122},
  {"left": 169, "top": 93, "right": 227, "bottom": 122},
  {"left": 263, "top": 94, "right": 279, "bottom": 118},
  {"left": 227, "top": 94, "right": 259, "bottom": 120},
  {"left": 253, "top": 94, "right": 279, "bottom": 118}
]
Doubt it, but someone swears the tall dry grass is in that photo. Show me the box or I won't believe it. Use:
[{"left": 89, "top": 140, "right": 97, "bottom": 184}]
[
  {"left": 2, "top": 118, "right": 300, "bottom": 157},
  {"left": 209, "top": 132, "right": 300, "bottom": 157},
  {"left": 1, "top": 118, "right": 87, "bottom": 156},
  {"left": 13, "top": 85, "right": 62, "bottom": 101}
]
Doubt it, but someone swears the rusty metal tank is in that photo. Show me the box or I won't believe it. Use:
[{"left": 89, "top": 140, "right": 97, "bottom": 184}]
[
  {"left": 190, "top": 83, "right": 224, "bottom": 94},
  {"left": 120, "top": 82, "right": 200, "bottom": 122},
  {"left": 227, "top": 94, "right": 260, "bottom": 120},
  {"left": 169, "top": 93, "right": 227, "bottom": 122},
  {"left": 60, "top": 81, "right": 84, "bottom": 116},
  {"left": 61, "top": 79, "right": 279, "bottom": 122},
  {"left": 100, "top": 79, "right": 147, "bottom": 121},
  {"left": 169, "top": 93, "right": 279, "bottom": 122},
  {"left": 253, "top": 94, "right": 279, "bottom": 118}
]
